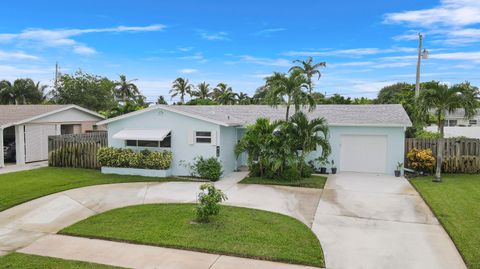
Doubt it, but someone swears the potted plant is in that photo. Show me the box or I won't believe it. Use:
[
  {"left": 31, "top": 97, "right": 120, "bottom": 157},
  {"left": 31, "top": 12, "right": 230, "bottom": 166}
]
[
  {"left": 394, "top": 162, "right": 403, "bottom": 177},
  {"left": 331, "top": 160, "right": 337, "bottom": 174},
  {"left": 316, "top": 156, "right": 329, "bottom": 174}
]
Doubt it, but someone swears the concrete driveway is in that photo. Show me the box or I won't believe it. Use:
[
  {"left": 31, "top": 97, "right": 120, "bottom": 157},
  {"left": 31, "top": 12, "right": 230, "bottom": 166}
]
[{"left": 312, "top": 172, "right": 466, "bottom": 269}]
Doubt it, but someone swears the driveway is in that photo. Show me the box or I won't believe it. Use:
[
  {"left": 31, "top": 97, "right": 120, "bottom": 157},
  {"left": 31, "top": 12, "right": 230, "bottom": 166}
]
[{"left": 312, "top": 172, "right": 466, "bottom": 269}]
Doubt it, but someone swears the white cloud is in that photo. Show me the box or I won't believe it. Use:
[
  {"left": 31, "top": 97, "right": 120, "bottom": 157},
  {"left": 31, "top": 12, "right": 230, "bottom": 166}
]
[
  {"left": 239, "top": 55, "right": 291, "bottom": 67},
  {"left": 283, "top": 47, "right": 416, "bottom": 57},
  {"left": 178, "top": 47, "right": 194, "bottom": 52},
  {"left": 178, "top": 52, "right": 208, "bottom": 63},
  {"left": 0, "top": 24, "right": 165, "bottom": 55},
  {"left": 384, "top": 0, "right": 480, "bottom": 27},
  {"left": 0, "top": 64, "right": 52, "bottom": 81},
  {"left": 198, "top": 30, "right": 230, "bottom": 41},
  {"left": 0, "top": 50, "right": 39, "bottom": 60},
  {"left": 331, "top": 61, "right": 374, "bottom": 67},
  {"left": 255, "top": 28, "right": 286, "bottom": 36},
  {"left": 178, "top": 68, "right": 198, "bottom": 74}
]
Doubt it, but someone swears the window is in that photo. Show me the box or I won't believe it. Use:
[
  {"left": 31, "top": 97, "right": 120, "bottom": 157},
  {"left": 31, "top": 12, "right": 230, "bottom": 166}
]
[
  {"left": 138, "top": 140, "right": 159, "bottom": 147},
  {"left": 469, "top": 119, "right": 478, "bottom": 125},
  {"left": 126, "top": 140, "right": 137, "bottom": 146},
  {"left": 160, "top": 134, "right": 171, "bottom": 147},
  {"left": 195, "top": 131, "right": 211, "bottom": 143},
  {"left": 448, "top": 120, "right": 458, "bottom": 127}
]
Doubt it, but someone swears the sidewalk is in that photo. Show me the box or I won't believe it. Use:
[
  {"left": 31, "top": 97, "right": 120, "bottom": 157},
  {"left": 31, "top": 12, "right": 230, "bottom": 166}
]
[
  {"left": 19, "top": 234, "right": 320, "bottom": 269},
  {"left": 0, "top": 161, "right": 48, "bottom": 175}
]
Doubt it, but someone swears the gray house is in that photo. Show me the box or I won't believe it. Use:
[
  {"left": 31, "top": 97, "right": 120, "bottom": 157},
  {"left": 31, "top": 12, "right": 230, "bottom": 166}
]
[{"left": 97, "top": 104, "right": 412, "bottom": 176}]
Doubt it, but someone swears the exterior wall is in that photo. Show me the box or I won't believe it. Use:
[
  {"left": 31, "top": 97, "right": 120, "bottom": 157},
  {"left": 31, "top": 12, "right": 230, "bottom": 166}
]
[
  {"left": 15, "top": 125, "right": 25, "bottom": 165},
  {"left": 30, "top": 108, "right": 102, "bottom": 124},
  {"left": 107, "top": 108, "right": 220, "bottom": 176},
  {"left": 305, "top": 126, "right": 406, "bottom": 175},
  {"left": 219, "top": 126, "right": 237, "bottom": 174}
]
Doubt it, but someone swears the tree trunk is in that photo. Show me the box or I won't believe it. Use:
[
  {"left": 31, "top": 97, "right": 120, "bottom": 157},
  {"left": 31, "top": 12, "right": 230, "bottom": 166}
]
[
  {"left": 285, "top": 96, "right": 291, "bottom": 121},
  {"left": 433, "top": 115, "right": 444, "bottom": 182}
]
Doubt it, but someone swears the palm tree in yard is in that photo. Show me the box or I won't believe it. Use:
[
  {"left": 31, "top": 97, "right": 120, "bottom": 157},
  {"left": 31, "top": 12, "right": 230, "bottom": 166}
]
[
  {"left": 114, "top": 75, "right": 139, "bottom": 102},
  {"left": 288, "top": 112, "right": 331, "bottom": 175},
  {"left": 236, "top": 92, "right": 251, "bottom": 105},
  {"left": 417, "top": 81, "right": 479, "bottom": 182},
  {"left": 0, "top": 79, "right": 45, "bottom": 104},
  {"left": 170, "top": 77, "right": 192, "bottom": 104},
  {"left": 193, "top": 82, "right": 212, "bottom": 100},
  {"left": 289, "top": 56, "right": 326, "bottom": 91},
  {"left": 266, "top": 70, "right": 315, "bottom": 120},
  {"left": 213, "top": 83, "right": 236, "bottom": 105}
]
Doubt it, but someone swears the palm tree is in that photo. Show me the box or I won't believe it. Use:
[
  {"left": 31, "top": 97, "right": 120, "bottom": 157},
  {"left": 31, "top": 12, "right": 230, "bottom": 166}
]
[
  {"left": 114, "top": 75, "right": 139, "bottom": 102},
  {"left": 417, "top": 81, "right": 479, "bottom": 182},
  {"left": 170, "top": 77, "right": 192, "bottom": 104},
  {"left": 236, "top": 92, "right": 251, "bottom": 105},
  {"left": 266, "top": 70, "right": 315, "bottom": 120},
  {"left": 288, "top": 112, "right": 331, "bottom": 175},
  {"left": 193, "top": 82, "right": 212, "bottom": 100},
  {"left": 0, "top": 79, "right": 46, "bottom": 104},
  {"left": 289, "top": 56, "right": 326, "bottom": 91},
  {"left": 213, "top": 83, "right": 236, "bottom": 105},
  {"left": 0, "top": 80, "right": 13, "bottom": 104},
  {"left": 156, "top": 95, "right": 168, "bottom": 105}
]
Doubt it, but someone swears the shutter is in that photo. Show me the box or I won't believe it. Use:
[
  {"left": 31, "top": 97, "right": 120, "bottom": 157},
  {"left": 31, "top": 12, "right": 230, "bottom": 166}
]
[
  {"left": 211, "top": 131, "right": 217, "bottom": 146},
  {"left": 188, "top": 130, "right": 194, "bottom": 145}
]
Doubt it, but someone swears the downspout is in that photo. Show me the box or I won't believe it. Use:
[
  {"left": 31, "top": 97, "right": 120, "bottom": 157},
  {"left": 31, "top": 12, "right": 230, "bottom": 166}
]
[{"left": 0, "top": 127, "right": 4, "bottom": 168}]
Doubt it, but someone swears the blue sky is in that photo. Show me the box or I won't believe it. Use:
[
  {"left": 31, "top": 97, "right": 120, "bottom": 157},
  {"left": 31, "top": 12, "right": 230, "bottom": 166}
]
[{"left": 1, "top": 0, "right": 479, "bottom": 102}]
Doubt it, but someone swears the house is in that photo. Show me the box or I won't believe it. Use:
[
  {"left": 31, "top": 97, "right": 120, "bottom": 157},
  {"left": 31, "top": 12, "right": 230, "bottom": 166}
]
[
  {"left": 0, "top": 105, "right": 105, "bottom": 168},
  {"left": 97, "top": 104, "right": 411, "bottom": 176},
  {"left": 425, "top": 109, "right": 480, "bottom": 139}
]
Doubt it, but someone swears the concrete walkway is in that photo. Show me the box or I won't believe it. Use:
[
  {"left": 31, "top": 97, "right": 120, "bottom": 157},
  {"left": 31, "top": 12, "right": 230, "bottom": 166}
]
[
  {"left": 0, "top": 161, "right": 47, "bottom": 175},
  {"left": 312, "top": 172, "right": 466, "bottom": 269},
  {"left": 19, "top": 234, "right": 318, "bottom": 269}
]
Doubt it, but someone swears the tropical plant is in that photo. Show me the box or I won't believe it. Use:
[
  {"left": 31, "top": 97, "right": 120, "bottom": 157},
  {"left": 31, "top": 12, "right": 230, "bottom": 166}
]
[
  {"left": 213, "top": 83, "right": 236, "bottom": 105},
  {"left": 192, "top": 82, "right": 212, "bottom": 100},
  {"left": 97, "top": 147, "right": 172, "bottom": 170},
  {"left": 190, "top": 156, "right": 223, "bottom": 181},
  {"left": 0, "top": 79, "right": 46, "bottom": 104},
  {"left": 114, "top": 75, "right": 139, "bottom": 102},
  {"left": 156, "top": 95, "right": 168, "bottom": 105},
  {"left": 195, "top": 183, "right": 227, "bottom": 223},
  {"left": 236, "top": 92, "right": 251, "bottom": 105},
  {"left": 406, "top": 148, "right": 436, "bottom": 174},
  {"left": 417, "top": 81, "right": 479, "bottom": 181},
  {"left": 101, "top": 101, "right": 146, "bottom": 118},
  {"left": 289, "top": 57, "right": 326, "bottom": 91},
  {"left": 170, "top": 77, "right": 192, "bottom": 104},
  {"left": 265, "top": 70, "right": 315, "bottom": 120}
]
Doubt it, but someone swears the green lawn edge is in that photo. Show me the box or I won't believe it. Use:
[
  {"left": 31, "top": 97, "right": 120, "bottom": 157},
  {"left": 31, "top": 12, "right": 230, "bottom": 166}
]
[
  {"left": 60, "top": 203, "right": 324, "bottom": 268},
  {"left": 239, "top": 175, "right": 327, "bottom": 189},
  {"left": 0, "top": 253, "right": 122, "bottom": 269},
  {"left": 410, "top": 174, "right": 479, "bottom": 269},
  {"left": 0, "top": 167, "right": 189, "bottom": 212}
]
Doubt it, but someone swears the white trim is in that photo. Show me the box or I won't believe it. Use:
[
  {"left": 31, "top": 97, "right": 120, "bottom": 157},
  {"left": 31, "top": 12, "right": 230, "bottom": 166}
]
[{"left": 0, "top": 105, "right": 105, "bottom": 129}]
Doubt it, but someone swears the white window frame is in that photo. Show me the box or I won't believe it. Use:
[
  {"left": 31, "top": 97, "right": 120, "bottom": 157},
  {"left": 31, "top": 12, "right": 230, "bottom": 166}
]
[{"left": 469, "top": 119, "right": 478, "bottom": 125}]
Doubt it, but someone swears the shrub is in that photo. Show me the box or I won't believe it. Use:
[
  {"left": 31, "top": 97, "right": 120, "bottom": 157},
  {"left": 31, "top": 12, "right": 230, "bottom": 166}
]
[
  {"left": 406, "top": 148, "right": 436, "bottom": 173},
  {"left": 415, "top": 130, "right": 441, "bottom": 139},
  {"left": 195, "top": 183, "right": 228, "bottom": 223},
  {"left": 280, "top": 167, "right": 302, "bottom": 181},
  {"left": 188, "top": 156, "right": 223, "bottom": 181},
  {"left": 97, "top": 147, "right": 172, "bottom": 170},
  {"left": 301, "top": 164, "right": 314, "bottom": 178}
]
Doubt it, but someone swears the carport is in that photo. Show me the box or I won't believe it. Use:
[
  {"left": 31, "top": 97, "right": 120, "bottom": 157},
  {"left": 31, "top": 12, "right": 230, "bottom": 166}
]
[{"left": 0, "top": 105, "right": 104, "bottom": 168}]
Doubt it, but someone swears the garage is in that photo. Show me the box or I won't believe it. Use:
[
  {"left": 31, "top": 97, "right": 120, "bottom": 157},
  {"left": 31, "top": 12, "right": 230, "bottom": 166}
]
[
  {"left": 24, "top": 125, "right": 58, "bottom": 163},
  {"left": 339, "top": 134, "right": 388, "bottom": 174}
]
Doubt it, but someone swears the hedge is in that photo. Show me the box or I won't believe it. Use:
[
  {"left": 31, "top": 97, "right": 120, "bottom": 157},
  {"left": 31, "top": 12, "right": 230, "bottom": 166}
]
[{"left": 97, "top": 147, "right": 172, "bottom": 170}]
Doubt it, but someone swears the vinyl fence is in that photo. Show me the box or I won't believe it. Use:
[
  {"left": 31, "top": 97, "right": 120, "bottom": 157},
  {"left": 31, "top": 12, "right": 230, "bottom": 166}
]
[
  {"left": 405, "top": 138, "right": 480, "bottom": 173},
  {"left": 48, "top": 132, "right": 108, "bottom": 169}
]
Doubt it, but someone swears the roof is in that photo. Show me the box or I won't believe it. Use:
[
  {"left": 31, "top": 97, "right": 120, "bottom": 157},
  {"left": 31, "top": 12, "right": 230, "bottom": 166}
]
[
  {"left": 0, "top": 104, "right": 105, "bottom": 128},
  {"left": 99, "top": 104, "right": 412, "bottom": 127}
]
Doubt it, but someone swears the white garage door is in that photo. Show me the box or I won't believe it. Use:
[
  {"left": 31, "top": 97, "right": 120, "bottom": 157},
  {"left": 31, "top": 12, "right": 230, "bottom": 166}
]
[
  {"left": 339, "top": 135, "right": 387, "bottom": 174},
  {"left": 25, "top": 125, "right": 57, "bottom": 163}
]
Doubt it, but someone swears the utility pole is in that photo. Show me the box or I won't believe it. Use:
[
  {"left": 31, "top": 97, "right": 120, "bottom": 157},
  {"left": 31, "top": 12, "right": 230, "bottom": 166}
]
[
  {"left": 415, "top": 33, "right": 428, "bottom": 98},
  {"left": 54, "top": 62, "right": 59, "bottom": 91}
]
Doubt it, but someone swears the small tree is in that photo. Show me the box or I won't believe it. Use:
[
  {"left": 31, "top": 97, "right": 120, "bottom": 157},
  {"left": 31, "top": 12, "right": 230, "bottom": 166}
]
[{"left": 196, "top": 183, "right": 227, "bottom": 223}]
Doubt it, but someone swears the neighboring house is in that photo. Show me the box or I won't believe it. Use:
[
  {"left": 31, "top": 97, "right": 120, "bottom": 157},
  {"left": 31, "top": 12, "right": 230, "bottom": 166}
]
[
  {"left": 443, "top": 109, "right": 480, "bottom": 127},
  {"left": 97, "top": 104, "right": 411, "bottom": 176},
  {"left": 0, "top": 105, "right": 105, "bottom": 168}
]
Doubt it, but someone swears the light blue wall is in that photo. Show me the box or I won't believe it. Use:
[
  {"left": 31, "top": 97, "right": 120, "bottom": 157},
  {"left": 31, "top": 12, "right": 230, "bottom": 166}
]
[
  {"left": 305, "top": 126, "right": 406, "bottom": 175},
  {"left": 107, "top": 108, "right": 222, "bottom": 176},
  {"left": 219, "top": 126, "right": 237, "bottom": 174}
]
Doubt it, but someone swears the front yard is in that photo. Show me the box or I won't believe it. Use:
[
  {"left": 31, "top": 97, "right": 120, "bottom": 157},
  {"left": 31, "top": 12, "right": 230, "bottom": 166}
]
[
  {"left": 240, "top": 175, "right": 327, "bottom": 189},
  {"left": 61, "top": 204, "right": 324, "bottom": 267},
  {"left": 0, "top": 167, "right": 185, "bottom": 212},
  {"left": 0, "top": 253, "right": 120, "bottom": 269},
  {"left": 411, "top": 174, "right": 480, "bottom": 269}
]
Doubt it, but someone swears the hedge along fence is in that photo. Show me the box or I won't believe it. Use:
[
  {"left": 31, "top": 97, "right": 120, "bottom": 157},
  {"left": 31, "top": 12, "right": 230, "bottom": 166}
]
[
  {"left": 97, "top": 147, "right": 172, "bottom": 170},
  {"left": 405, "top": 138, "right": 480, "bottom": 173},
  {"left": 48, "top": 132, "right": 107, "bottom": 169}
]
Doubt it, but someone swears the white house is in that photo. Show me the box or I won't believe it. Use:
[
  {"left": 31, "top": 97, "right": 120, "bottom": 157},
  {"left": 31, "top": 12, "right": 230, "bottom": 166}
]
[
  {"left": 97, "top": 104, "right": 412, "bottom": 176},
  {"left": 0, "top": 105, "right": 105, "bottom": 168},
  {"left": 425, "top": 109, "right": 480, "bottom": 139}
]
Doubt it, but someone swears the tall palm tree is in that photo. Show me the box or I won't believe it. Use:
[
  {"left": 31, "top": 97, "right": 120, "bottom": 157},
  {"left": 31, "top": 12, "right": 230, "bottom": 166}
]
[
  {"left": 114, "top": 75, "right": 139, "bottom": 102},
  {"left": 0, "top": 79, "right": 46, "bottom": 104},
  {"left": 236, "top": 92, "right": 251, "bottom": 105},
  {"left": 288, "top": 112, "right": 331, "bottom": 175},
  {"left": 0, "top": 80, "right": 13, "bottom": 104},
  {"left": 266, "top": 70, "right": 315, "bottom": 120},
  {"left": 170, "top": 77, "right": 192, "bottom": 104},
  {"left": 417, "top": 81, "right": 479, "bottom": 182},
  {"left": 213, "top": 83, "right": 236, "bottom": 105},
  {"left": 193, "top": 82, "right": 212, "bottom": 100},
  {"left": 289, "top": 57, "right": 326, "bottom": 92}
]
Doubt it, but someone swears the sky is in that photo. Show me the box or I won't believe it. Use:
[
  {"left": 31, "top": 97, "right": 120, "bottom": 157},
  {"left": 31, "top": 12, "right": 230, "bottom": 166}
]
[{"left": 1, "top": 0, "right": 479, "bottom": 102}]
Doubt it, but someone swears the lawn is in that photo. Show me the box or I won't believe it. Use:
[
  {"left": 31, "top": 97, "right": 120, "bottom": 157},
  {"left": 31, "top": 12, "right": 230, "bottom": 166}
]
[
  {"left": 240, "top": 175, "right": 327, "bottom": 189},
  {"left": 0, "top": 253, "right": 121, "bottom": 269},
  {"left": 61, "top": 204, "right": 324, "bottom": 267},
  {"left": 0, "top": 167, "right": 186, "bottom": 212},
  {"left": 411, "top": 174, "right": 480, "bottom": 269}
]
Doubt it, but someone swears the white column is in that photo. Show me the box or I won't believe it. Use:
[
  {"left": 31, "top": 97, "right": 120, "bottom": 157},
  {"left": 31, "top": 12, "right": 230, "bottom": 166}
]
[
  {"left": 0, "top": 128, "right": 4, "bottom": 168},
  {"left": 55, "top": 124, "right": 61, "bottom": 135},
  {"left": 15, "top": 125, "right": 25, "bottom": 165}
]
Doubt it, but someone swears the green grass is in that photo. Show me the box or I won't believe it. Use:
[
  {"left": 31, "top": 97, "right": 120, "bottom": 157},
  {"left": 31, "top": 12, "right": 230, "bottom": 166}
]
[
  {"left": 0, "top": 167, "right": 186, "bottom": 212},
  {"left": 239, "top": 175, "right": 327, "bottom": 189},
  {"left": 411, "top": 174, "right": 480, "bottom": 269},
  {"left": 61, "top": 204, "right": 324, "bottom": 267},
  {"left": 0, "top": 253, "right": 121, "bottom": 269}
]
